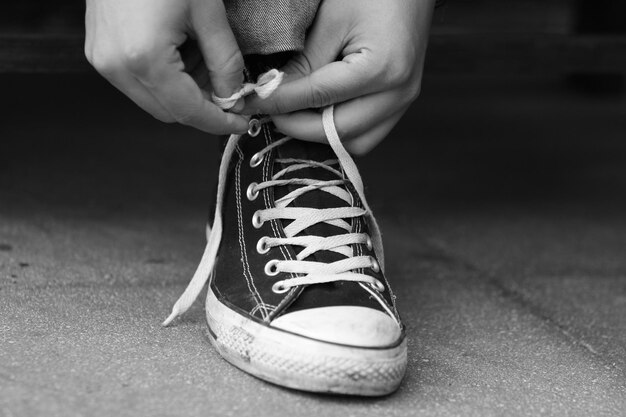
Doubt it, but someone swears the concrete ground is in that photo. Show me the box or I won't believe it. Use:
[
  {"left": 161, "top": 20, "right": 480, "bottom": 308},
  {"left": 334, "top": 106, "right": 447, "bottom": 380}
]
[{"left": 1, "top": 73, "right": 625, "bottom": 417}]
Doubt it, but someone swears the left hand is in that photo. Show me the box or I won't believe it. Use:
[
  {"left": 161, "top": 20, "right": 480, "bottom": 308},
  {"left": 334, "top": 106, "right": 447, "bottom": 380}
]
[{"left": 241, "top": 0, "right": 435, "bottom": 154}]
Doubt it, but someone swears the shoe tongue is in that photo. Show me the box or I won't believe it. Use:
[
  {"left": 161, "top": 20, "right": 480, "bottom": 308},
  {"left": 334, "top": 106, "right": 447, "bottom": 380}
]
[{"left": 274, "top": 139, "right": 353, "bottom": 262}]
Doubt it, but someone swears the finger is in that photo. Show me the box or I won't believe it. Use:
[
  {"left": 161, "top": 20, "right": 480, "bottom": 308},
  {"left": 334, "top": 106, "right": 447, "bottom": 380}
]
[
  {"left": 141, "top": 61, "right": 249, "bottom": 134},
  {"left": 278, "top": 9, "right": 343, "bottom": 78},
  {"left": 271, "top": 88, "right": 412, "bottom": 143},
  {"left": 241, "top": 3, "right": 350, "bottom": 115},
  {"left": 242, "top": 10, "right": 387, "bottom": 116},
  {"left": 243, "top": 50, "right": 385, "bottom": 116},
  {"left": 187, "top": 59, "right": 245, "bottom": 114},
  {"left": 343, "top": 107, "right": 409, "bottom": 156},
  {"left": 190, "top": 0, "right": 245, "bottom": 99}
]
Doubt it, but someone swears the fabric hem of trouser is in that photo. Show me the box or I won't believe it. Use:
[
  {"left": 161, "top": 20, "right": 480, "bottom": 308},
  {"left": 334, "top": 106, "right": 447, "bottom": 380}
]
[{"left": 241, "top": 43, "right": 301, "bottom": 57}]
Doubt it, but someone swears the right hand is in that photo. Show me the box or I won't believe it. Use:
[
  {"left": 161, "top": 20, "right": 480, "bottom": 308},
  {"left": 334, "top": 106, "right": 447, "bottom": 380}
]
[{"left": 85, "top": 0, "right": 249, "bottom": 135}]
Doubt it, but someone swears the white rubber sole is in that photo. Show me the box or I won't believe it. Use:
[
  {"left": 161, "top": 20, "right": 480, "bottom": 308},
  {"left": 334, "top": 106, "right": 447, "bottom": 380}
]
[{"left": 205, "top": 288, "right": 408, "bottom": 396}]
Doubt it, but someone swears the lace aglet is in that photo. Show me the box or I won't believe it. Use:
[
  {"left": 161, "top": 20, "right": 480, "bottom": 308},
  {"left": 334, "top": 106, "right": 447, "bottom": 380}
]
[{"left": 161, "top": 308, "right": 179, "bottom": 327}]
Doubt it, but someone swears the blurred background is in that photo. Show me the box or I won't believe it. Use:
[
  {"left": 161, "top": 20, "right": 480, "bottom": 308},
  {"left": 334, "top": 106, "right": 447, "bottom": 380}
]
[{"left": 1, "top": 1, "right": 626, "bottom": 416}]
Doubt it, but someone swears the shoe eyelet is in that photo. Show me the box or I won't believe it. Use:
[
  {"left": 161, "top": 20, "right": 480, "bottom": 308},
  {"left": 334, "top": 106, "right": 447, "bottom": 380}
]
[
  {"left": 264, "top": 259, "right": 280, "bottom": 276},
  {"left": 373, "top": 279, "right": 385, "bottom": 292},
  {"left": 256, "top": 237, "right": 270, "bottom": 254},
  {"left": 252, "top": 211, "right": 264, "bottom": 229},
  {"left": 246, "top": 182, "right": 259, "bottom": 201},
  {"left": 370, "top": 257, "right": 381, "bottom": 273},
  {"left": 272, "top": 281, "right": 289, "bottom": 294},
  {"left": 365, "top": 236, "right": 373, "bottom": 251},
  {"left": 248, "top": 118, "right": 261, "bottom": 137},
  {"left": 249, "top": 152, "right": 264, "bottom": 168}
]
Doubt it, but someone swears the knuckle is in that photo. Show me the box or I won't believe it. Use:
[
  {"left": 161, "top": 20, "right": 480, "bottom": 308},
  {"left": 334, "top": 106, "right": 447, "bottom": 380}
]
[
  {"left": 306, "top": 80, "right": 334, "bottom": 108},
  {"left": 210, "top": 48, "right": 244, "bottom": 78},
  {"left": 286, "top": 52, "right": 313, "bottom": 77},
  {"left": 166, "top": 100, "right": 199, "bottom": 125},
  {"left": 376, "top": 46, "right": 418, "bottom": 88},
  {"left": 266, "top": 96, "right": 293, "bottom": 115},
  {"left": 366, "top": 60, "right": 387, "bottom": 84},
  {"left": 224, "top": 49, "right": 245, "bottom": 74},
  {"left": 403, "top": 78, "right": 423, "bottom": 105},
  {"left": 268, "top": 100, "right": 287, "bottom": 115},
  {"left": 171, "top": 109, "right": 196, "bottom": 126},
  {"left": 385, "top": 59, "right": 414, "bottom": 88},
  {"left": 88, "top": 49, "right": 120, "bottom": 77},
  {"left": 121, "top": 41, "right": 157, "bottom": 76},
  {"left": 345, "top": 141, "right": 371, "bottom": 156},
  {"left": 262, "top": 96, "right": 290, "bottom": 115}
]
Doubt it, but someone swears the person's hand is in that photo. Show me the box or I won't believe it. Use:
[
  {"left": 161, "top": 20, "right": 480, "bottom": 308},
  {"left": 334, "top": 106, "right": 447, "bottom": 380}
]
[
  {"left": 242, "top": 0, "right": 435, "bottom": 154},
  {"left": 85, "top": 0, "right": 249, "bottom": 135}
]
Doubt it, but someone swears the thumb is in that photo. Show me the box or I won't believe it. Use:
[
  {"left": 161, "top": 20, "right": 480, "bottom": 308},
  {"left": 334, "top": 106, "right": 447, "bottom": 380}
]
[
  {"left": 241, "top": 19, "right": 343, "bottom": 115},
  {"left": 281, "top": 21, "right": 340, "bottom": 80},
  {"left": 190, "top": 0, "right": 244, "bottom": 99}
]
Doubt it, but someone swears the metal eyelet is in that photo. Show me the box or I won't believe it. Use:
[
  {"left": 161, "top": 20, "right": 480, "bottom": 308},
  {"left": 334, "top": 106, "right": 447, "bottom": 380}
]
[
  {"left": 252, "top": 211, "right": 264, "bottom": 229},
  {"left": 272, "top": 281, "right": 289, "bottom": 294},
  {"left": 246, "top": 182, "right": 259, "bottom": 201},
  {"left": 248, "top": 118, "right": 261, "bottom": 137},
  {"left": 373, "top": 279, "right": 385, "bottom": 292},
  {"left": 249, "top": 152, "right": 264, "bottom": 168},
  {"left": 256, "top": 237, "right": 270, "bottom": 254},
  {"left": 370, "top": 257, "right": 381, "bottom": 273},
  {"left": 264, "top": 259, "right": 280, "bottom": 276},
  {"left": 365, "top": 236, "right": 373, "bottom": 251}
]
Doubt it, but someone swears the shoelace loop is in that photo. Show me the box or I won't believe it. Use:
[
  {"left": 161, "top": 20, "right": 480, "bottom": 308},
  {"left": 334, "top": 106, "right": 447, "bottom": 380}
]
[{"left": 211, "top": 69, "right": 284, "bottom": 110}]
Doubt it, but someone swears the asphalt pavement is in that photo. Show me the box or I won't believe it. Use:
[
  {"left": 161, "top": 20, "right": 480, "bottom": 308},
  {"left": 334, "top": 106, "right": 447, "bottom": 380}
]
[{"left": 1, "top": 73, "right": 625, "bottom": 416}]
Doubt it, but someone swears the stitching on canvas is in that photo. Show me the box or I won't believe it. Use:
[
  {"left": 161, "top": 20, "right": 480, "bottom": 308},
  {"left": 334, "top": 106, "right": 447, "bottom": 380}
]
[{"left": 235, "top": 144, "right": 266, "bottom": 318}]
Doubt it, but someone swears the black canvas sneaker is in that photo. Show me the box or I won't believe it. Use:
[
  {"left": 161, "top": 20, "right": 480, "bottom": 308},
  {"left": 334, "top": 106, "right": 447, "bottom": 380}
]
[{"left": 163, "top": 75, "right": 406, "bottom": 395}]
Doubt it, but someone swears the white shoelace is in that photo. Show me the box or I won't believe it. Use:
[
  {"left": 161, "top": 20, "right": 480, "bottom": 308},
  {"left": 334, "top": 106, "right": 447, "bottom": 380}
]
[
  {"left": 211, "top": 69, "right": 283, "bottom": 110},
  {"left": 162, "top": 72, "right": 385, "bottom": 326}
]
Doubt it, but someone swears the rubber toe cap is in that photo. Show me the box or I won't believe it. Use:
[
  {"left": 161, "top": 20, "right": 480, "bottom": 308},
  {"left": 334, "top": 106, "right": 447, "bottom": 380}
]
[{"left": 271, "top": 306, "right": 402, "bottom": 348}]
